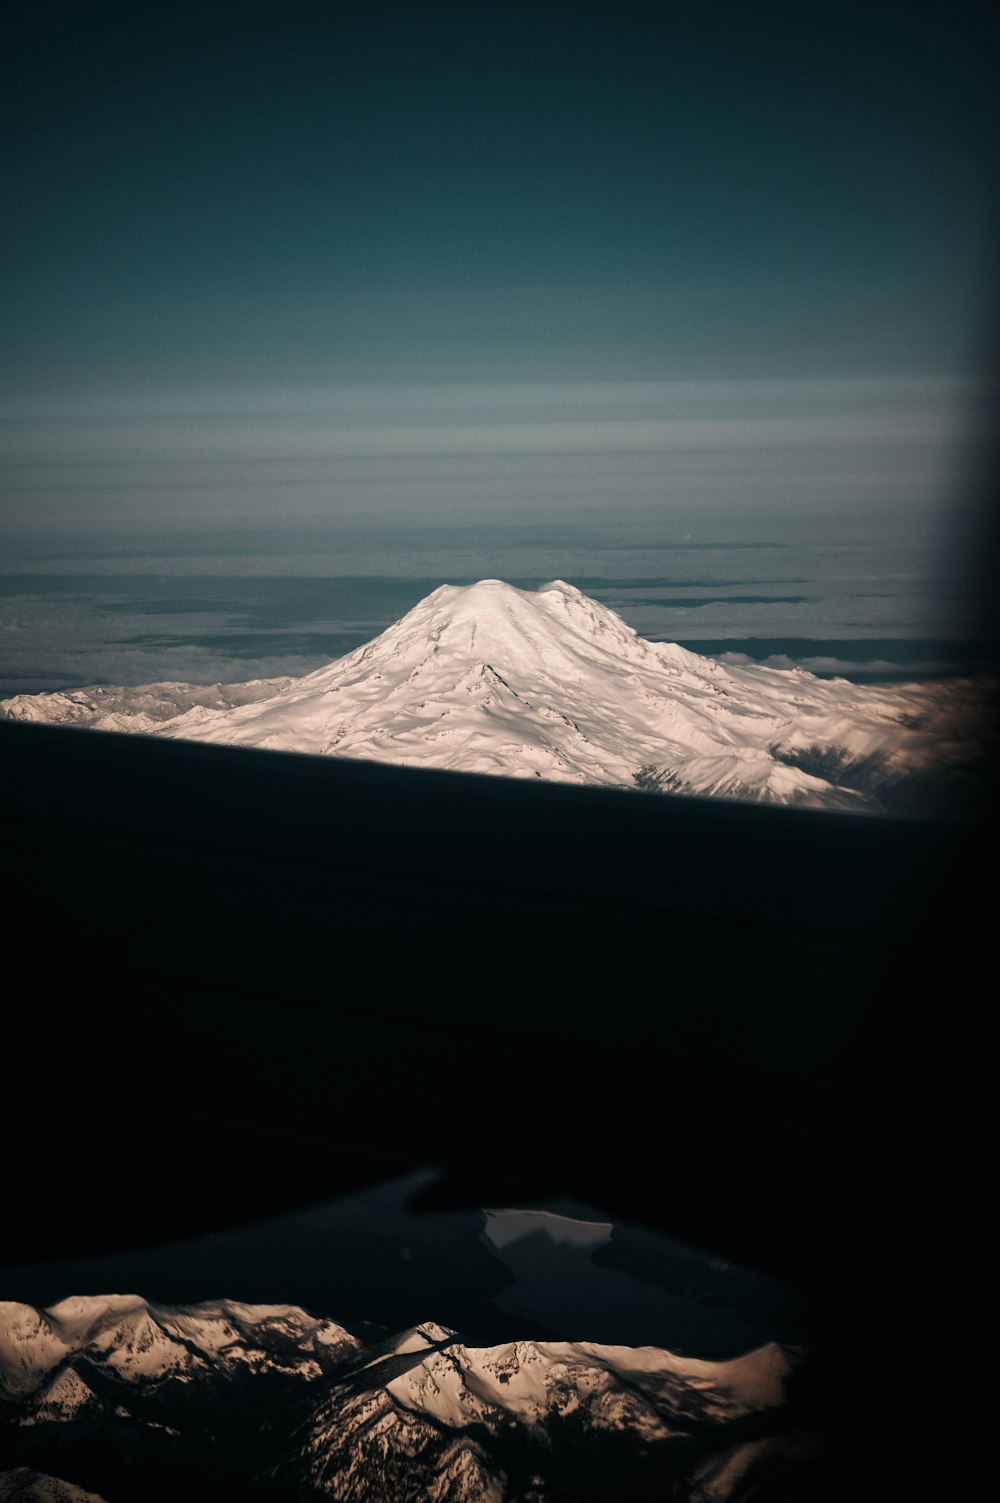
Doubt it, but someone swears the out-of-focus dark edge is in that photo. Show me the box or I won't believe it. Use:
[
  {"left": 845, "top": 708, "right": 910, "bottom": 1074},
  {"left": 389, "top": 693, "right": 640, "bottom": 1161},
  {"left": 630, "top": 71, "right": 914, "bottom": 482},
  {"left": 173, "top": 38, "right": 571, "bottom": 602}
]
[{"left": 0, "top": 698, "right": 995, "bottom": 1496}]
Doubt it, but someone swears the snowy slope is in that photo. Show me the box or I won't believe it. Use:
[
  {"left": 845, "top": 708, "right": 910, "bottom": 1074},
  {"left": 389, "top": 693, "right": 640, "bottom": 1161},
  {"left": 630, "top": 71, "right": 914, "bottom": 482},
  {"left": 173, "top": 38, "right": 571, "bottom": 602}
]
[
  {"left": 0, "top": 1299, "right": 810, "bottom": 1503},
  {"left": 2, "top": 579, "right": 974, "bottom": 809},
  {"left": 0, "top": 677, "right": 292, "bottom": 734},
  {"left": 0, "top": 1470, "right": 109, "bottom": 1503},
  {"left": 289, "top": 1321, "right": 800, "bottom": 1501},
  {"left": 0, "top": 1295, "right": 358, "bottom": 1401}
]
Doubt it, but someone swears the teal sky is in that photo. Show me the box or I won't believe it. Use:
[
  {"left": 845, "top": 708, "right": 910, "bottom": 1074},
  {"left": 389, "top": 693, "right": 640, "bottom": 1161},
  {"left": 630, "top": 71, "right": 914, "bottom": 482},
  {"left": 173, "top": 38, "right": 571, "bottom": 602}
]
[
  {"left": 1, "top": 1, "right": 997, "bottom": 696},
  {"left": 3, "top": 0, "right": 997, "bottom": 392}
]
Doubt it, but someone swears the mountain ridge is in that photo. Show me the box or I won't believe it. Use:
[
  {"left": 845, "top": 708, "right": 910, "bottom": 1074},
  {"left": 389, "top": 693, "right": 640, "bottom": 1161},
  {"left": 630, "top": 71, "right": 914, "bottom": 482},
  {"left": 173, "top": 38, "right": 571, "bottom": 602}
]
[
  {"left": 1, "top": 579, "right": 978, "bottom": 811},
  {"left": 0, "top": 1295, "right": 812, "bottom": 1502}
]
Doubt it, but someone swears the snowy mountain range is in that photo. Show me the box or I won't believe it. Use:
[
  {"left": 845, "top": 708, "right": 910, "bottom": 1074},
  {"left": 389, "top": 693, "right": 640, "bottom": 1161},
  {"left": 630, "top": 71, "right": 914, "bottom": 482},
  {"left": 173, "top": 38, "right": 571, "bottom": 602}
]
[
  {"left": 0, "top": 579, "right": 978, "bottom": 811},
  {"left": 0, "top": 1294, "right": 816, "bottom": 1502}
]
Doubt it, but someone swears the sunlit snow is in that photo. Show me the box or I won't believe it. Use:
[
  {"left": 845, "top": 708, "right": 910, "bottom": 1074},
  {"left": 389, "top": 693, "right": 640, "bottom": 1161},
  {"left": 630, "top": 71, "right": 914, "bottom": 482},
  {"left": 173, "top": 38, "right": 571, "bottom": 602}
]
[{"left": 2, "top": 579, "right": 977, "bottom": 809}]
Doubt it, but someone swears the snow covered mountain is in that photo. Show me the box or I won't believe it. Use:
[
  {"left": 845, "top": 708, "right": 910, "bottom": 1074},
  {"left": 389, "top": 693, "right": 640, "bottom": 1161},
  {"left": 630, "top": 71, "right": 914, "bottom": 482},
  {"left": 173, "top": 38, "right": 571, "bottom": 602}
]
[
  {"left": 0, "top": 1294, "right": 358, "bottom": 1401},
  {"left": 0, "top": 675, "right": 293, "bottom": 733},
  {"left": 286, "top": 1321, "right": 804, "bottom": 1502},
  {"left": 1, "top": 579, "right": 977, "bottom": 810},
  {"left": 0, "top": 1296, "right": 816, "bottom": 1502}
]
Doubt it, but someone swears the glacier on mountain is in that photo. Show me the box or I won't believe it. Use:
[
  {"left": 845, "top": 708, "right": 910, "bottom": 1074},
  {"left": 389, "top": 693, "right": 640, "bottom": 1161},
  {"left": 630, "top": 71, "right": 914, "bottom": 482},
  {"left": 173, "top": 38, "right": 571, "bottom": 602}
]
[{"left": 1, "top": 579, "right": 978, "bottom": 811}]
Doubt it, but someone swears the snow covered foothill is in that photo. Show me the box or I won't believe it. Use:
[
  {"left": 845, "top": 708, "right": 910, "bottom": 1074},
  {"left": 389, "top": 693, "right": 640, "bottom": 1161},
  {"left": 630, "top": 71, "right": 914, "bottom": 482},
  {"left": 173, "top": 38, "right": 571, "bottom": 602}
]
[
  {"left": 376, "top": 1330, "right": 794, "bottom": 1432},
  {"left": 0, "top": 1297, "right": 812, "bottom": 1502},
  {"left": 0, "top": 1296, "right": 359, "bottom": 1402},
  {"left": 0, "top": 677, "right": 294, "bottom": 732},
  {"left": 291, "top": 1320, "right": 803, "bottom": 1501},
  {"left": 0, "top": 1469, "right": 109, "bottom": 1503},
  {"left": 0, "top": 1305, "right": 74, "bottom": 1401},
  {"left": 1, "top": 579, "right": 977, "bottom": 811}
]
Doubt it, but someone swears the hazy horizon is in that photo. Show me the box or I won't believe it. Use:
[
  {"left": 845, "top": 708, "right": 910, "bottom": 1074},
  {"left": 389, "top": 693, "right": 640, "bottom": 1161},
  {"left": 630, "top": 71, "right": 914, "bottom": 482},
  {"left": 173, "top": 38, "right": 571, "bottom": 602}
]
[{"left": 2, "top": 2, "right": 997, "bottom": 696}]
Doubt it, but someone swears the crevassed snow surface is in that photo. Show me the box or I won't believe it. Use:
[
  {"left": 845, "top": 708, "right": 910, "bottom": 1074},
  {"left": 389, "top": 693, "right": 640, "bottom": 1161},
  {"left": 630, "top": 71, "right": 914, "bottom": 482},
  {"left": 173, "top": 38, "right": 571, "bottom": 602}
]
[{"left": 1, "top": 579, "right": 976, "bottom": 809}]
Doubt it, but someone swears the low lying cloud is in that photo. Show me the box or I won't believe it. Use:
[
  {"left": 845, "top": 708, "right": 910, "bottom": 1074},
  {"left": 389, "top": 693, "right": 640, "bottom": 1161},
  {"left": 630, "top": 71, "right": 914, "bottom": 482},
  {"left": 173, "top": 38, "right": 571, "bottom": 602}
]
[
  {"left": 717, "top": 650, "right": 952, "bottom": 678},
  {"left": 0, "top": 593, "right": 336, "bottom": 697}
]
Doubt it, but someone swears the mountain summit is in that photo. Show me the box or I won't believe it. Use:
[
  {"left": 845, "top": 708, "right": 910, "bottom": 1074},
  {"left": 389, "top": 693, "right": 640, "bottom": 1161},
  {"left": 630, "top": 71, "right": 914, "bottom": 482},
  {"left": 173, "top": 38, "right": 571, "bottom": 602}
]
[{"left": 1, "top": 579, "right": 975, "bottom": 810}]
